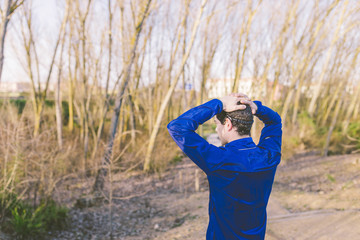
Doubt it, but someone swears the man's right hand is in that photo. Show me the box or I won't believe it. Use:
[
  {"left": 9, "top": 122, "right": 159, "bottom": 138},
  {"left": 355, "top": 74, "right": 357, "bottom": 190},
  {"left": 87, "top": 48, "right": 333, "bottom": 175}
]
[{"left": 240, "top": 99, "right": 258, "bottom": 114}]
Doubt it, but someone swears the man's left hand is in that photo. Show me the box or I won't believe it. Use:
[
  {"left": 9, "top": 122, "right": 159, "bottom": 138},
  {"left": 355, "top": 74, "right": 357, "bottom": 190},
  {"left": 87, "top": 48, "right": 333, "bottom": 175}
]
[{"left": 220, "top": 95, "right": 248, "bottom": 112}]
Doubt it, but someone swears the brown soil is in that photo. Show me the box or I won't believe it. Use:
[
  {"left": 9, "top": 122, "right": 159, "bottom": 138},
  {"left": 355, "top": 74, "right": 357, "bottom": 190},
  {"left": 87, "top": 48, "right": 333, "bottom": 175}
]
[{"left": 2, "top": 153, "right": 360, "bottom": 239}]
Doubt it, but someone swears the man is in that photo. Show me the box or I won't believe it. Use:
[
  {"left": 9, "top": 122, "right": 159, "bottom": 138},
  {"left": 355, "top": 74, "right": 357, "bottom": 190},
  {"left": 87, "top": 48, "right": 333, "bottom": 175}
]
[{"left": 167, "top": 93, "right": 282, "bottom": 240}]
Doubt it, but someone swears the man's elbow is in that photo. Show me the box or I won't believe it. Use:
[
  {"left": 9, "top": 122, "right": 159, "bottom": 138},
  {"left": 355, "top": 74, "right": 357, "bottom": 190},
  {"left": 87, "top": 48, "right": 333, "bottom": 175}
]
[
  {"left": 267, "top": 114, "right": 282, "bottom": 126},
  {"left": 275, "top": 112, "right": 282, "bottom": 125},
  {"left": 167, "top": 118, "right": 196, "bottom": 135},
  {"left": 167, "top": 120, "right": 175, "bottom": 132},
  {"left": 167, "top": 120, "right": 180, "bottom": 136}
]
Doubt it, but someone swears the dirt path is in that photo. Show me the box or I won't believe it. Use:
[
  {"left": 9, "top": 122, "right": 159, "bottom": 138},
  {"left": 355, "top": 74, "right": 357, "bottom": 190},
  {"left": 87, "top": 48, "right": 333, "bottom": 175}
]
[
  {"left": 146, "top": 150, "right": 360, "bottom": 240},
  {"left": 147, "top": 186, "right": 360, "bottom": 240},
  {"left": 266, "top": 197, "right": 360, "bottom": 240},
  {"left": 267, "top": 208, "right": 360, "bottom": 240},
  {"left": 264, "top": 153, "right": 360, "bottom": 240}
]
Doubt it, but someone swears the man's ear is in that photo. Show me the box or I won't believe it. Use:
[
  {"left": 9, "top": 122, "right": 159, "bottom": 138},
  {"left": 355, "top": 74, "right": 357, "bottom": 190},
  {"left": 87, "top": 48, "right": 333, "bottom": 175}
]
[{"left": 225, "top": 118, "right": 233, "bottom": 131}]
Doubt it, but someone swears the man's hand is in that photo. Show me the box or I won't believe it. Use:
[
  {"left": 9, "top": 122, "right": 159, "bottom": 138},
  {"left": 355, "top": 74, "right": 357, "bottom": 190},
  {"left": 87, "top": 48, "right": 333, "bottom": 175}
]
[
  {"left": 220, "top": 95, "right": 246, "bottom": 112},
  {"left": 221, "top": 93, "right": 257, "bottom": 114},
  {"left": 239, "top": 99, "right": 258, "bottom": 114}
]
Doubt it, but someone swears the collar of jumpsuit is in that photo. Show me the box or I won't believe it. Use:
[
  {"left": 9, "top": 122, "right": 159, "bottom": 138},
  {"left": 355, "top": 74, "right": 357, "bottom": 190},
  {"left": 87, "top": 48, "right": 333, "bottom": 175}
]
[{"left": 167, "top": 99, "right": 282, "bottom": 240}]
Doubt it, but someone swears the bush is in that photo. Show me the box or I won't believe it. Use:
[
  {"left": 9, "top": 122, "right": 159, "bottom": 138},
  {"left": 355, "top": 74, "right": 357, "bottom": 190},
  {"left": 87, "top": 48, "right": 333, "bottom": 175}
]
[
  {"left": 0, "top": 195, "right": 68, "bottom": 240},
  {"left": 11, "top": 99, "right": 27, "bottom": 114},
  {"left": 347, "top": 122, "right": 360, "bottom": 139},
  {"left": 11, "top": 204, "right": 45, "bottom": 239},
  {"left": 0, "top": 192, "right": 19, "bottom": 220},
  {"left": 0, "top": 99, "right": 27, "bottom": 114}
]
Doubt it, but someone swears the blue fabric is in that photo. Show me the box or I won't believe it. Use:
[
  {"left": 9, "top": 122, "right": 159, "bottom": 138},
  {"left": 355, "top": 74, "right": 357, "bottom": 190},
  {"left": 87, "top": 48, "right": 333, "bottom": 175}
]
[{"left": 167, "top": 99, "right": 282, "bottom": 240}]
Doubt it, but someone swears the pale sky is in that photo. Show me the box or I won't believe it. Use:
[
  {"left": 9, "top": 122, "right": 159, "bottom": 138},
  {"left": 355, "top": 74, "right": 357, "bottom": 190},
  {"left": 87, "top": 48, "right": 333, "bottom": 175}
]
[
  {"left": 1, "top": 0, "right": 358, "bottom": 93},
  {"left": 2, "top": 0, "right": 107, "bottom": 84},
  {"left": 2, "top": 0, "right": 59, "bottom": 83}
]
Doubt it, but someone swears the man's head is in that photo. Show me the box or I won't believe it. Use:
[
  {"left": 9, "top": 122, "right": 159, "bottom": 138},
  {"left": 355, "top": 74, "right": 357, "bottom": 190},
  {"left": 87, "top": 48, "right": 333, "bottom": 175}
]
[{"left": 214, "top": 105, "right": 253, "bottom": 145}]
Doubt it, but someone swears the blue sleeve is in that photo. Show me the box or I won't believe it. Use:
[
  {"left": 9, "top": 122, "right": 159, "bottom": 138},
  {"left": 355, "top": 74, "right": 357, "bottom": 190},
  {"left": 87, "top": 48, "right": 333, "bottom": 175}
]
[
  {"left": 254, "top": 101, "right": 282, "bottom": 154},
  {"left": 167, "top": 99, "right": 225, "bottom": 174}
]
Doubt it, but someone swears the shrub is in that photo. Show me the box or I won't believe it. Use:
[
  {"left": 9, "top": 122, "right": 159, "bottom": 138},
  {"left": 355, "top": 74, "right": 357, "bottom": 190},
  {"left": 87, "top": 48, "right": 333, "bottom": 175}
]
[
  {"left": 0, "top": 192, "right": 19, "bottom": 221},
  {"left": 11, "top": 204, "right": 45, "bottom": 239},
  {"left": 11, "top": 99, "right": 27, "bottom": 114},
  {"left": 0, "top": 195, "right": 68, "bottom": 240},
  {"left": 347, "top": 122, "right": 360, "bottom": 139}
]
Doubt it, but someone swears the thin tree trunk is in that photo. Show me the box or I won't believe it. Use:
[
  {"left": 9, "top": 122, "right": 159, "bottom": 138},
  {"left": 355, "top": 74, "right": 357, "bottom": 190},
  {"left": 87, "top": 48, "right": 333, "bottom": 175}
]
[
  {"left": 93, "top": 0, "right": 152, "bottom": 192},
  {"left": 308, "top": 0, "right": 347, "bottom": 116},
  {"left": 320, "top": 80, "right": 344, "bottom": 126},
  {"left": 323, "top": 89, "right": 345, "bottom": 157},
  {"left": 55, "top": 73, "right": 63, "bottom": 148},
  {"left": 283, "top": 0, "right": 338, "bottom": 123},
  {"left": 143, "top": 0, "right": 208, "bottom": 172},
  {"left": 21, "top": 1, "right": 68, "bottom": 137},
  {"left": 67, "top": 6, "right": 76, "bottom": 133},
  {"left": 68, "top": 73, "right": 75, "bottom": 132},
  {"left": 352, "top": 101, "right": 360, "bottom": 120},
  {"left": 77, "top": 0, "right": 92, "bottom": 176},
  {"left": 197, "top": 20, "right": 220, "bottom": 136},
  {"left": 0, "top": 0, "right": 23, "bottom": 83},
  {"left": 268, "top": 0, "right": 300, "bottom": 107},
  {"left": 55, "top": 0, "right": 70, "bottom": 149},
  {"left": 128, "top": 94, "right": 136, "bottom": 149},
  {"left": 90, "top": 0, "right": 116, "bottom": 162},
  {"left": 232, "top": 0, "right": 262, "bottom": 93},
  {"left": 181, "top": 0, "right": 189, "bottom": 112},
  {"left": 341, "top": 47, "right": 360, "bottom": 133},
  {"left": 0, "top": 0, "right": 12, "bottom": 84}
]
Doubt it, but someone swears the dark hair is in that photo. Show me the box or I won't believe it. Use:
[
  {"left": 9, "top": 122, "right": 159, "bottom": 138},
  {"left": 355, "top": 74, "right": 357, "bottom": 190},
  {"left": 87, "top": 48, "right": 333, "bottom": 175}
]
[{"left": 216, "top": 105, "right": 253, "bottom": 136}]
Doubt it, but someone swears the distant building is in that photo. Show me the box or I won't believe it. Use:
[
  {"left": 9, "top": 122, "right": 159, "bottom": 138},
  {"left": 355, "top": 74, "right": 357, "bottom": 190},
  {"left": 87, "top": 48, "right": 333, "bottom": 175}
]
[
  {"left": 0, "top": 82, "right": 32, "bottom": 93},
  {"left": 206, "top": 78, "right": 284, "bottom": 100},
  {"left": 0, "top": 81, "right": 107, "bottom": 97}
]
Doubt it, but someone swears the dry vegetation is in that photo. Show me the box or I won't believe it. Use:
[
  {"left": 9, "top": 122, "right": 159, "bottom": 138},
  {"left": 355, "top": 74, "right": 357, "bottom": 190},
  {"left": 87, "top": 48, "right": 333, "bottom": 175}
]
[{"left": 1, "top": 0, "right": 360, "bottom": 238}]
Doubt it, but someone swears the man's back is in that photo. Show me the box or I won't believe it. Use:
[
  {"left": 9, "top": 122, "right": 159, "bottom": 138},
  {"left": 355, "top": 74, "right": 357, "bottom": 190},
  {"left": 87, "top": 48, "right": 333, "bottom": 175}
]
[
  {"left": 168, "top": 98, "right": 282, "bottom": 239},
  {"left": 207, "top": 138, "right": 278, "bottom": 239}
]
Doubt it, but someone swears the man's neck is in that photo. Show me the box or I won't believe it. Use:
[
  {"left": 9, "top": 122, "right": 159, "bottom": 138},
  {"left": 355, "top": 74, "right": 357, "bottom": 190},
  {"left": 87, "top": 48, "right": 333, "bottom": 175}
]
[{"left": 227, "top": 134, "right": 250, "bottom": 143}]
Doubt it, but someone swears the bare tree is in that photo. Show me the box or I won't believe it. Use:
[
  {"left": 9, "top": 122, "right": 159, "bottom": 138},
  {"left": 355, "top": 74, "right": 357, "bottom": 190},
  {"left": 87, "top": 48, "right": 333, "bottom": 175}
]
[
  {"left": 0, "top": 0, "right": 23, "bottom": 83},
  {"left": 90, "top": 0, "right": 115, "bottom": 162},
  {"left": 196, "top": 1, "right": 223, "bottom": 136},
  {"left": 143, "top": 0, "right": 209, "bottom": 172},
  {"left": 231, "top": 0, "right": 262, "bottom": 93},
  {"left": 308, "top": 0, "right": 348, "bottom": 116},
  {"left": 342, "top": 47, "right": 360, "bottom": 133},
  {"left": 54, "top": 0, "right": 70, "bottom": 149},
  {"left": 327, "top": 45, "right": 359, "bottom": 146},
  {"left": 93, "top": 0, "right": 153, "bottom": 192},
  {"left": 281, "top": 0, "right": 340, "bottom": 124},
  {"left": 20, "top": 1, "right": 68, "bottom": 137}
]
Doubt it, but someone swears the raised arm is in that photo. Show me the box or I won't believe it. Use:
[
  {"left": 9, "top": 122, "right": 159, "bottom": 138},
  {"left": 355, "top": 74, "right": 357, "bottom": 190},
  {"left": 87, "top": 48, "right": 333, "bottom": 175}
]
[
  {"left": 167, "top": 97, "right": 245, "bottom": 174},
  {"left": 253, "top": 101, "right": 282, "bottom": 154}
]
